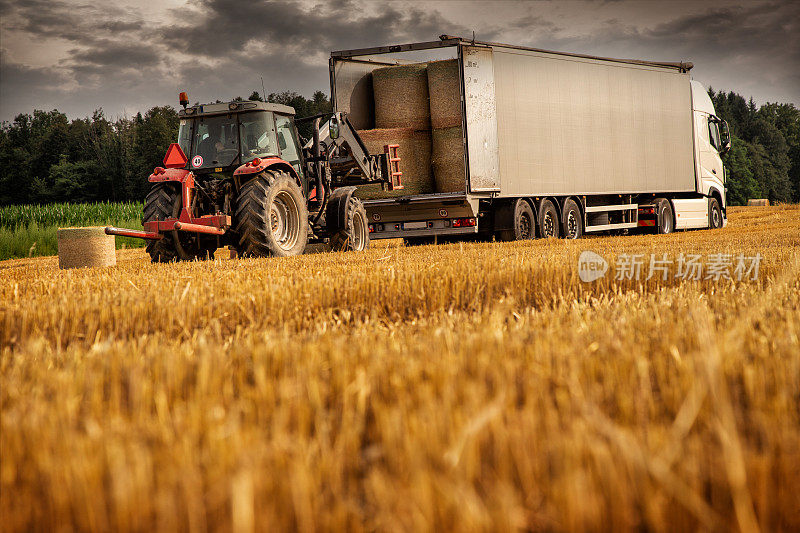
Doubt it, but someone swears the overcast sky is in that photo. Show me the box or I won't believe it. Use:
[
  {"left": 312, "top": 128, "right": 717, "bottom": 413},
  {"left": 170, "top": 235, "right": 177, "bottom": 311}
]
[{"left": 1, "top": 0, "right": 798, "bottom": 122}]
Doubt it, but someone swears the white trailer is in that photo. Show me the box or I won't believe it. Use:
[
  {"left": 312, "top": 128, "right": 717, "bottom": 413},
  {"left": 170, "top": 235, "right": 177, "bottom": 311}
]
[{"left": 330, "top": 36, "right": 731, "bottom": 242}]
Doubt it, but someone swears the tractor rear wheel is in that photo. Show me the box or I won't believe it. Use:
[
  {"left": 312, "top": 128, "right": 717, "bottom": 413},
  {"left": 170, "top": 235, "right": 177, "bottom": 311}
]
[
  {"left": 234, "top": 170, "right": 308, "bottom": 257},
  {"left": 143, "top": 183, "right": 211, "bottom": 262}
]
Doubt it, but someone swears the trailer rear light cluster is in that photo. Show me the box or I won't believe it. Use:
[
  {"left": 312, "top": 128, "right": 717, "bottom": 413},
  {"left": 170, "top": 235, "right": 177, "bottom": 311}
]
[
  {"left": 452, "top": 217, "right": 477, "bottom": 228},
  {"left": 153, "top": 167, "right": 166, "bottom": 175},
  {"left": 368, "top": 223, "right": 385, "bottom": 233}
]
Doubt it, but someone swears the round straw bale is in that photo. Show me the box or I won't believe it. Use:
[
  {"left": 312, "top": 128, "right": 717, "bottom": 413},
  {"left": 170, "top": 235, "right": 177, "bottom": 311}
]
[
  {"left": 427, "top": 59, "right": 462, "bottom": 129},
  {"left": 373, "top": 63, "right": 431, "bottom": 130},
  {"left": 432, "top": 126, "right": 466, "bottom": 193},
  {"left": 57, "top": 226, "right": 116, "bottom": 269},
  {"left": 355, "top": 128, "right": 434, "bottom": 199},
  {"left": 747, "top": 199, "right": 769, "bottom": 206}
]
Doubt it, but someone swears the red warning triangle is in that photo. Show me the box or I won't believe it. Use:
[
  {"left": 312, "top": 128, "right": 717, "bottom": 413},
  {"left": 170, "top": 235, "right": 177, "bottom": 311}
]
[{"left": 163, "top": 143, "right": 188, "bottom": 168}]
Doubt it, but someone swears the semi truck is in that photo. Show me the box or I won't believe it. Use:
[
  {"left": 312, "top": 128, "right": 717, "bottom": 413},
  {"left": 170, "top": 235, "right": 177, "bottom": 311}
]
[{"left": 330, "top": 35, "right": 731, "bottom": 243}]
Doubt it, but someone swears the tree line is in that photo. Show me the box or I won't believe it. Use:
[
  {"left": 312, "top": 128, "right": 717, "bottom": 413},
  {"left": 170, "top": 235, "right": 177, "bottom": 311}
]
[
  {"left": 0, "top": 91, "right": 331, "bottom": 206},
  {"left": 709, "top": 90, "right": 799, "bottom": 205},
  {"left": 1, "top": 88, "right": 798, "bottom": 206}
]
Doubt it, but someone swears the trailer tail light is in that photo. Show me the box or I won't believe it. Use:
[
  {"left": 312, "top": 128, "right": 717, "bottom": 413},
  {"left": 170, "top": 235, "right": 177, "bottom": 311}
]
[
  {"left": 452, "top": 217, "right": 476, "bottom": 228},
  {"left": 153, "top": 166, "right": 165, "bottom": 175},
  {"left": 369, "top": 224, "right": 375, "bottom": 233},
  {"left": 249, "top": 157, "right": 262, "bottom": 167}
]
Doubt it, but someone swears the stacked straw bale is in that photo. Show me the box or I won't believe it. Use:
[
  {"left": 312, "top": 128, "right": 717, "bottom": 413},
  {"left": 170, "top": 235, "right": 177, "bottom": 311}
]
[
  {"left": 355, "top": 128, "right": 434, "bottom": 199},
  {"left": 747, "top": 199, "right": 770, "bottom": 206},
  {"left": 57, "top": 227, "right": 116, "bottom": 269},
  {"left": 428, "top": 59, "right": 465, "bottom": 193},
  {"left": 427, "top": 59, "right": 462, "bottom": 129},
  {"left": 431, "top": 126, "right": 466, "bottom": 193},
  {"left": 373, "top": 63, "right": 431, "bottom": 130}
]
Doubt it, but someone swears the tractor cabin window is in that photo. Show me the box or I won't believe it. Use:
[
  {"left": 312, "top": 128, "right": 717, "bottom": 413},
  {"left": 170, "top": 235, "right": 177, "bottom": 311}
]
[
  {"left": 239, "top": 111, "right": 279, "bottom": 162},
  {"left": 192, "top": 115, "right": 239, "bottom": 168},
  {"left": 275, "top": 115, "right": 303, "bottom": 176},
  {"left": 177, "top": 119, "right": 193, "bottom": 158}
]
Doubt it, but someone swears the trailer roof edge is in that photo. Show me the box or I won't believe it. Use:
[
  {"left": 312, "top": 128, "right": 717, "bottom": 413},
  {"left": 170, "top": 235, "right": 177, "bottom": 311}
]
[{"left": 331, "top": 35, "right": 693, "bottom": 72}]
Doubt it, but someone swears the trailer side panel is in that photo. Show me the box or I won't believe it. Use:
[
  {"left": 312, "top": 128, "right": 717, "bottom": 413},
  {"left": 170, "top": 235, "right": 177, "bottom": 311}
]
[{"left": 490, "top": 47, "right": 696, "bottom": 196}]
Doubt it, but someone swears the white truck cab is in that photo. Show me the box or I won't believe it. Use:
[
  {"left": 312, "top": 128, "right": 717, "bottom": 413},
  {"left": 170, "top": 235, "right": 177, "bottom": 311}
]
[{"left": 691, "top": 80, "right": 731, "bottom": 222}]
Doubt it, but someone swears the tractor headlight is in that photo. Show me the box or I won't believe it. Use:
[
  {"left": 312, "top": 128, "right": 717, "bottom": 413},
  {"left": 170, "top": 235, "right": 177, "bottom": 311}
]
[{"left": 328, "top": 116, "right": 340, "bottom": 140}]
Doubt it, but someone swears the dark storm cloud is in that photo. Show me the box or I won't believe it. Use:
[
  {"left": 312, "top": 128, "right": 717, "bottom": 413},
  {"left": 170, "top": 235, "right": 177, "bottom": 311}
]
[
  {"left": 2, "top": 0, "right": 142, "bottom": 44},
  {"left": 0, "top": 0, "right": 798, "bottom": 121},
  {"left": 0, "top": 59, "right": 71, "bottom": 118},
  {"left": 162, "top": 0, "right": 472, "bottom": 57},
  {"left": 69, "top": 41, "right": 161, "bottom": 70}
]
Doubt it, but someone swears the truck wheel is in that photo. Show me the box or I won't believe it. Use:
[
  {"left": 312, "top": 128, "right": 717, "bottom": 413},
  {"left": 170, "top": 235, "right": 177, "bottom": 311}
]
[
  {"left": 538, "top": 199, "right": 560, "bottom": 238},
  {"left": 561, "top": 199, "right": 583, "bottom": 239},
  {"left": 709, "top": 198, "right": 723, "bottom": 229},
  {"left": 498, "top": 199, "right": 535, "bottom": 241},
  {"left": 234, "top": 170, "right": 308, "bottom": 257},
  {"left": 329, "top": 196, "right": 369, "bottom": 252},
  {"left": 655, "top": 198, "right": 674, "bottom": 234},
  {"left": 143, "top": 183, "right": 208, "bottom": 262}
]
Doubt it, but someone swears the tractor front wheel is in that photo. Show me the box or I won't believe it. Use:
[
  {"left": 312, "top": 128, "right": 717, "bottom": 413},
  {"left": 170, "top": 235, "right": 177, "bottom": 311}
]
[
  {"left": 328, "top": 195, "right": 369, "bottom": 252},
  {"left": 234, "top": 170, "right": 308, "bottom": 257}
]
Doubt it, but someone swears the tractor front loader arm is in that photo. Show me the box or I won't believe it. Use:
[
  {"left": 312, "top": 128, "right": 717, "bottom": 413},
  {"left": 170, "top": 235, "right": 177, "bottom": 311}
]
[{"left": 305, "top": 112, "right": 403, "bottom": 191}]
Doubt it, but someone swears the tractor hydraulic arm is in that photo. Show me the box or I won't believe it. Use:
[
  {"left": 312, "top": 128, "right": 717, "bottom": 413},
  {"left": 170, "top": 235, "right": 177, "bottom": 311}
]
[{"left": 311, "top": 112, "right": 401, "bottom": 190}]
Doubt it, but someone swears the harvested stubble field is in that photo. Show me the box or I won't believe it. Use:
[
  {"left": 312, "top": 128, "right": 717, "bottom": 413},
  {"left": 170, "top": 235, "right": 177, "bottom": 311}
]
[{"left": 1, "top": 205, "right": 799, "bottom": 532}]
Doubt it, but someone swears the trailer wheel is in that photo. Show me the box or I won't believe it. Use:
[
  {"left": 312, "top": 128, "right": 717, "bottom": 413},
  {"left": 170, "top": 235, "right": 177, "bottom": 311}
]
[
  {"left": 655, "top": 198, "right": 674, "bottom": 234},
  {"left": 143, "top": 183, "right": 209, "bottom": 262},
  {"left": 709, "top": 198, "right": 723, "bottom": 229},
  {"left": 561, "top": 199, "right": 583, "bottom": 239},
  {"left": 234, "top": 170, "right": 308, "bottom": 257},
  {"left": 538, "top": 199, "right": 560, "bottom": 238},
  {"left": 498, "top": 199, "right": 535, "bottom": 241},
  {"left": 329, "top": 195, "right": 369, "bottom": 252}
]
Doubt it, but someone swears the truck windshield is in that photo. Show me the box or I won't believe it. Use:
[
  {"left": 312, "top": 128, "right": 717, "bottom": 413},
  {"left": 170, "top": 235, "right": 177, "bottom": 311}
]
[{"left": 239, "top": 111, "right": 279, "bottom": 163}]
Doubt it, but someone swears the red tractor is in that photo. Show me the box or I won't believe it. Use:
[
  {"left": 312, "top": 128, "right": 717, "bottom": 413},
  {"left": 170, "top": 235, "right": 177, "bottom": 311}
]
[{"left": 107, "top": 93, "right": 403, "bottom": 261}]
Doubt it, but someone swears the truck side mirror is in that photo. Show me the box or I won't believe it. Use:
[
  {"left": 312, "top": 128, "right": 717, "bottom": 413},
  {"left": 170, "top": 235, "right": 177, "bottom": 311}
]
[{"left": 719, "top": 120, "right": 731, "bottom": 155}]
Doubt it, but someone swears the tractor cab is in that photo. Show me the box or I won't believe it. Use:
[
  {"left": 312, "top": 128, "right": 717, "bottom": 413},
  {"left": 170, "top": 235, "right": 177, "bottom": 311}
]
[{"left": 177, "top": 100, "right": 304, "bottom": 178}]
